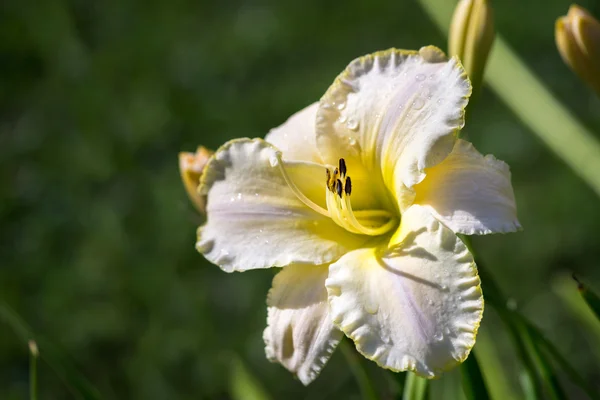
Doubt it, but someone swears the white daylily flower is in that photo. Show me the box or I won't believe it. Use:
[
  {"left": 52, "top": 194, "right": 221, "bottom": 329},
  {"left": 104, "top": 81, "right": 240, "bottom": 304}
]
[{"left": 192, "top": 46, "right": 520, "bottom": 385}]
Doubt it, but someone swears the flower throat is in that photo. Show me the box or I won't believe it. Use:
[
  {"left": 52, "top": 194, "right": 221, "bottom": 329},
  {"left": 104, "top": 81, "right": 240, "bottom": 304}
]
[{"left": 273, "top": 153, "right": 397, "bottom": 236}]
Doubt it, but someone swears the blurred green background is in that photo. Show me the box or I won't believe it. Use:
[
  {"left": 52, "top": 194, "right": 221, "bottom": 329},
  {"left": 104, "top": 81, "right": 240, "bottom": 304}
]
[{"left": 2, "top": 0, "right": 600, "bottom": 398}]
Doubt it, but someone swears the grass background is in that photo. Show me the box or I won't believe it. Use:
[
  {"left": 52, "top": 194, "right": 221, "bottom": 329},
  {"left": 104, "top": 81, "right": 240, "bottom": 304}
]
[{"left": 1, "top": 0, "right": 600, "bottom": 398}]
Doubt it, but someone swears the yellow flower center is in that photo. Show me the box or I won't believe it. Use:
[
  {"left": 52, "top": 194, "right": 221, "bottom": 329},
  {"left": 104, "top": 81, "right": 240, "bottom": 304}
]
[{"left": 274, "top": 153, "right": 397, "bottom": 236}]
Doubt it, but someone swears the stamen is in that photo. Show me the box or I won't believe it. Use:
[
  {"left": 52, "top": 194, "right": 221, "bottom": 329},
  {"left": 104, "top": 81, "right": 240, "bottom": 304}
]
[
  {"left": 344, "top": 176, "right": 352, "bottom": 196},
  {"left": 273, "top": 154, "right": 330, "bottom": 217},
  {"left": 323, "top": 162, "right": 398, "bottom": 237},
  {"left": 339, "top": 158, "right": 347, "bottom": 177}
]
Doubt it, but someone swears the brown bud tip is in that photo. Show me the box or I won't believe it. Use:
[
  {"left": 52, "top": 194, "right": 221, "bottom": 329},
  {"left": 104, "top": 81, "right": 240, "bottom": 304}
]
[{"left": 179, "top": 146, "right": 213, "bottom": 214}]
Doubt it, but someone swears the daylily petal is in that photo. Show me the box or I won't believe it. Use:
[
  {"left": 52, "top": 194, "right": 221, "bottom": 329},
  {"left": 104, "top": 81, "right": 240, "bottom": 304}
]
[
  {"left": 265, "top": 102, "right": 323, "bottom": 163},
  {"left": 413, "top": 139, "right": 521, "bottom": 235},
  {"left": 316, "top": 47, "right": 471, "bottom": 205},
  {"left": 264, "top": 264, "right": 343, "bottom": 385},
  {"left": 326, "top": 205, "right": 483, "bottom": 377},
  {"left": 197, "top": 138, "right": 368, "bottom": 272}
]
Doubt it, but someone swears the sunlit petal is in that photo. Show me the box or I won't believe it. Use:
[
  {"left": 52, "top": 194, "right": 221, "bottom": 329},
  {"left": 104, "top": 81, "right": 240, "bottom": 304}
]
[
  {"left": 265, "top": 102, "right": 323, "bottom": 163},
  {"left": 316, "top": 47, "right": 471, "bottom": 207},
  {"left": 326, "top": 205, "right": 483, "bottom": 377},
  {"left": 196, "top": 138, "right": 368, "bottom": 272},
  {"left": 264, "top": 264, "right": 343, "bottom": 385},
  {"left": 413, "top": 139, "right": 521, "bottom": 234}
]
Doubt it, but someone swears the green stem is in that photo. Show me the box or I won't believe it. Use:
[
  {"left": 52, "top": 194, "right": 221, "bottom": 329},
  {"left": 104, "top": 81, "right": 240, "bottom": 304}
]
[
  {"left": 29, "top": 341, "right": 38, "bottom": 400},
  {"left": 460, "top": 351, "right": 490, "bottom": 400},
  {"left": 340, "top": 339, "right": 379, "bottom": 400},
  {"left": 402, "top": 372, "right": 428, "bottom": 400}
]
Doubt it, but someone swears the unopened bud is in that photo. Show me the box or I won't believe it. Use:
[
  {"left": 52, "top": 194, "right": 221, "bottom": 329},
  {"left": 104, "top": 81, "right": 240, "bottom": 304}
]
[
  {"left": 179, "top": 146, "right": 213, "bottom": 214},
  {"left": 556, "top": 5, "right": 600, "bottom": 95},
  {"left": 449, "top": 0, "right": 495, "bottom": 95}
]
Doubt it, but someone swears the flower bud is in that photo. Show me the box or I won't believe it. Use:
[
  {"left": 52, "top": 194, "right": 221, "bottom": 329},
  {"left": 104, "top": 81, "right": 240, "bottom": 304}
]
[
  {"left": 179, "top": 146, "right": 213, "bottom": 214},
  {"left": 556, "top": 5, "right": 600, "bottom": 95},
  {"left": 448, "top": 0, "right": 495, "bottom": 95}
]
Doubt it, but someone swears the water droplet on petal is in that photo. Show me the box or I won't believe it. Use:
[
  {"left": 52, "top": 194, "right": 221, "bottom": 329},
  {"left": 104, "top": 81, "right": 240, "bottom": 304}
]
[
  {"left": 237, "top": 192, "right": 242, "bottom": 200},
  {"left": 347, "top": 118, "right": 359, "bottom": 131},
  {"left": 336, "top": 102, "right": 346, "bottom": 111},
  {"left": 433, "top": 332, "right": 444, "bottom": 342},
  {"left": 338, "top": 114, "right": 347, "bottom": 124},
  {"left": 412, "top": 98, "right": 425, "bottom": 110},
  {"left": 440, "top": 284, "right": 448, "bottom": 291},
  {"left": 365, "top": 301, "right": 379, "bottom": 314},
  {"left": 428, "top": 74, "right": 435, "bottom": 80},
  {"left": 436, "top": 98, "right": 443, "bottom": 105},
  {"left": 416, "top": 74, "right": 426, "bottom": 82},
  {"left": 269, "top": 156, "right": 279, "bottom": 167}
]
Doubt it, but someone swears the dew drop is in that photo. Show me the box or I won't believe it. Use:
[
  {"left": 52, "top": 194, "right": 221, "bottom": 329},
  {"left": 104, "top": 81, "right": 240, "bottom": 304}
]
[
  {"left": 229, "top": 196, "right": 235, "bottom": 203},
  {"left": 347, "top": 118, "right": 359, "bottom": 131},
  {"left": 236, "top": 192, "right": 242, "bottom": 200},
  {"left": 416, "top": 73, "right": 426, "bottom": 82},
  {"left": 428, "top": 300, "right": 434, "bottom": 306},
  {"left": 412, "top": 98, "right": 425, "bottom": 110},
  {"left": 338, "top": 114, "right": 347, "bottom": 124},
  {"left": 269, "top": 155, "right": 279, "bottom": 167},
  {"left": 428, "top": 74, "right": 435, "bottom": 80},
  {"left": 440, "top": 284, "right": 448, "bottom": 291},
  {"left": 254, "top": 192, "right": 259, "bottom": 197},
  {"left": 336, "top": 102, "right": 346, "bottom": 111},
  {"left": 433, "top": 332, "right": 444, "bottom": 342},
  {"left": 220, "top": 249, "right": 229, "bottom": 256},
  {"left": 365, "top": 302, "right": 379, "bottom": 314},
  {"left": 436, "top": 98, "right": 443, "bottom": 105}
]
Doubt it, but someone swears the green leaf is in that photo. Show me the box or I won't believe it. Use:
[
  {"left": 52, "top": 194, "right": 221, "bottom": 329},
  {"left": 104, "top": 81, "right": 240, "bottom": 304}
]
[
  {"left": 460, "top": 351, "right": 490, "bottom": 400},
  {"left": 573, "top": 275, "right": 600, "bottom": 321},
  {"left": 229, "top": 356, "right": 271, "bottom": 400},
  {"left": 518, "top": 320, "right": 567, "bottom": 400},
  {"left": 0, "top": 301, "right": 103, "bottom": 400},
  {"left": 340, "top": 339, "right": 379, "bottom": 400},
  {"left": 402, "top": 372, "right": 428, "bottom": 400}
]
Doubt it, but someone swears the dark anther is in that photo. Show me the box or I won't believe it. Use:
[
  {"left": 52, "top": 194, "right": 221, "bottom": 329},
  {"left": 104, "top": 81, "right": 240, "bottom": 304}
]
[
  {"left": 334, "top": 167, "right": 339, "bottom": 177},
  {"left": 344, "top": 176, "right": 352, "bottom": 196},
  {"left": 336, "top": 179, "right": 343, "bottom": 197},
  {"left": 339, "top": 158, "right": 347, "bottom": 177}
]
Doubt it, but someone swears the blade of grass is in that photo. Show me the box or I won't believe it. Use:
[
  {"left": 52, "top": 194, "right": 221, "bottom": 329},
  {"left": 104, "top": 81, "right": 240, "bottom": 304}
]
[
  {"left": 514, "top": 312, "right": 600, "bottom": 400},
  {"left": 402, "top": 372, "right": 428, "bottom": 400},
  {"left": 573, "top": 275, "right": 600, "bottom": 321},
  {"left": 517, "top": 320, "right": 567, "bottom": 400},
  {"left": 29, "top": 340, "right": 38, "bottom": 400},
  {"left": 0, "top": 301, "right": 102, "bottom": 400},
  {"left": 230, "top": 356, "right": 271, "bottom": 400},
  {"left": 473, "top": 322, "right": 520, "bottom": 400},
  {"left": 340, "top": 339, "right": 379, "bottom": 400},
  {"left": 460, "top": 351, "right": 490, "bottom": 400}
]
